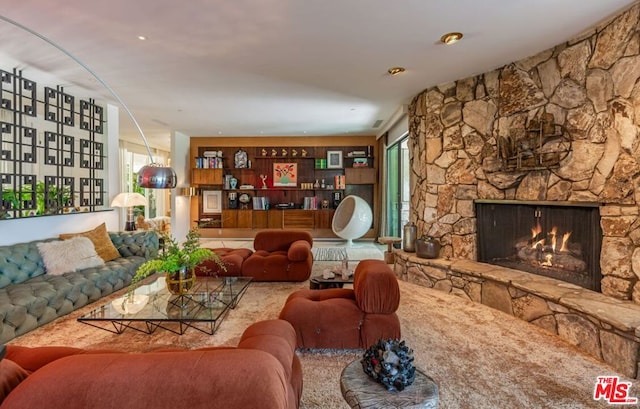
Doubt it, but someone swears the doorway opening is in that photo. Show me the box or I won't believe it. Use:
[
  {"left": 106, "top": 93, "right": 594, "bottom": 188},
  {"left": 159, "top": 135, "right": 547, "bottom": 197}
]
[{"left": 386, "top": 136, "right": 409, "bottom": 240}]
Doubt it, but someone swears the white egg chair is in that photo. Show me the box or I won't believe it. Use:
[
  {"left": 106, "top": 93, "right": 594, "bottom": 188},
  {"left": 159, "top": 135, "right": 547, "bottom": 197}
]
[{"left": 332, "top": 195, "right": 373, "bottom": 246}]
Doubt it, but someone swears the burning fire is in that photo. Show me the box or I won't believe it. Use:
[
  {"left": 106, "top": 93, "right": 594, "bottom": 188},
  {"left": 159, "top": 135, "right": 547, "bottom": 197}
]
[
  {"left": 531, "top": 223, "right": 545, "bottom": 248},
  {"left": 530, "top": 222, "right": 572, "bottom": 253}
]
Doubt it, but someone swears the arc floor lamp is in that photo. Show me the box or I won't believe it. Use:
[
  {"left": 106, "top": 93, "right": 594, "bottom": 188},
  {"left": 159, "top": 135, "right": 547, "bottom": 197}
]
[{"left": 0, "top": 14, "right": 177, "bottom": 189}]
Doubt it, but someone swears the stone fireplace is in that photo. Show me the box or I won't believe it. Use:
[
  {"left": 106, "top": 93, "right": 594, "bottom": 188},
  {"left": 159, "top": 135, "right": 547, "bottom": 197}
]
[
  {"left": 475, "top": 200, "right": 602, "bottom": 292},
  {"left": 397, "top": 3, "right": 640, "bottom": 377},
  {"left": 407, "top": 2, "right": 640, "bottom": 304}
]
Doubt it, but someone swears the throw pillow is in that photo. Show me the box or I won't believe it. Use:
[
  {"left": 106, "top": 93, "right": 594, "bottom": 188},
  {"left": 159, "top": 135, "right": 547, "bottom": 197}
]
[
  {"left": 37, "top": 237, "right": 105, "bottom": 276},
  {"left": 0, "top": 359, "right": 29, "bottom": 404},
  {"left": 59, "top": 222, "right": 121, "bottom": 261}
]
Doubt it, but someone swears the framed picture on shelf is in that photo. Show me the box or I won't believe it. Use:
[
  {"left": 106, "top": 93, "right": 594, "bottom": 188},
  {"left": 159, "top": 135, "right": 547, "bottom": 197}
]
[
  {"left": 273, "top": 163, "right": 297, "bottom": 187},
  {"left": 202, "top": 190, "right": 222, "bottom": 214},
  {"left": 327, "top": 150, "right": 343, "bottom": 169}
]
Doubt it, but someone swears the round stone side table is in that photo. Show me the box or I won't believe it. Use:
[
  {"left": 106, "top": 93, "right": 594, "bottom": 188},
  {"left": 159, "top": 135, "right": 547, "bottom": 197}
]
[
  {"left": 377, "top": 236, "right": 402, "bottom": 264},
  {"left": 340, "top": 360, "right": 439, "bottom": 408}
]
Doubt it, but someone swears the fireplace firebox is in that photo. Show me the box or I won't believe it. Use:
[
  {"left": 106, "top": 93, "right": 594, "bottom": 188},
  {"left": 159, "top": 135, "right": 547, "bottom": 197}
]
[{"left": 475, "top": 200, "right": 602, "bottom": 292}]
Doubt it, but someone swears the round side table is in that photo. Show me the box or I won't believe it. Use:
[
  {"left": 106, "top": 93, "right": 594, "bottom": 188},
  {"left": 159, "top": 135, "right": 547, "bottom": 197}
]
[
  {"left": 378, "top": 236, "right": 402, "bottom": 264},
  {"left": 340, "top": 360, "right": 439, "bottom": 408}
]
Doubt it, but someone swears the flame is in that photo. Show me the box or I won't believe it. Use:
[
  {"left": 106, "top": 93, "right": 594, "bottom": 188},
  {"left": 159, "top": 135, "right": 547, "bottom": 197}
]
[
  {"left": 530, "top": 223, "right": 543, "bottom": 249},
  {"left": 531, "top": 223, "right": 542, "bottom": 239},
  {"left": 541, "top": 254, "right": 553, "bottom": 266},
  {"left": 560, "top": 231, "right": 571, "bottom": 252},
  {"left": 549, "top": 226, "right": 557, "bottom": 252},
  {"left": 527, "top": 223, "right": 573, "bottom": 266},
  {"left": 532, "top": 239, "right": 545, "bottom": 249}
]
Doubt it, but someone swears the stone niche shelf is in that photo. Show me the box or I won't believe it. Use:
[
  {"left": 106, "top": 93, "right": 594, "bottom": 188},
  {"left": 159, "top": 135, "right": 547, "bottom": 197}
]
[{"left": 394, "top": 250, "right": 640, "bottom": 379}]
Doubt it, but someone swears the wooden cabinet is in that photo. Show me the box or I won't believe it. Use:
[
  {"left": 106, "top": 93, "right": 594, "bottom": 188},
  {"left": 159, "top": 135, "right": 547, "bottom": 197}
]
[
  {"left": 268, "top": 210, "right": 283, "bottom": 228},
  {"left": 221, "top": 210, "right": 238, "bottom": 228},
  {"left": 222, "top": 209, "right": 253, "bottom": 228},
  {"left": 190, "top": 137, "right": 378, "bottom": 238},
  {"left": 314, "top": 209, "right": 335, "bottom": 229},
  {"left": 253, "top": 211, "right": 269, "bottom": 229},
  {"left": 192, "top": 168, "right": 223, "bottom": 185},
  {"left": 345, "top": 167, "right": 376, "bottom": 185},
  {"left": 283, "top": 210, "right": 314, "bottom": 229}
]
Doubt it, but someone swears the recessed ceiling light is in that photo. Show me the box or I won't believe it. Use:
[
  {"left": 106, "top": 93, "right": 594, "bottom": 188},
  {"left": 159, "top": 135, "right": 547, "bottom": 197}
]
[
  {"left": 137, "top": 35, "right": 147, "bottom": 41},
  {"left": 440, "top": 32, "right": 463, "bottom": 45},
  {"left": 387, "top": 67, "right": 405, "bottom": 76}
]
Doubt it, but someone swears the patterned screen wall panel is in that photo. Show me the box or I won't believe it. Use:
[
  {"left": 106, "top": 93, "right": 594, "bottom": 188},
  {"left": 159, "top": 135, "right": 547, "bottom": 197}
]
[{"left": 0, "top": 68, "right": 107, "bottom": 220}]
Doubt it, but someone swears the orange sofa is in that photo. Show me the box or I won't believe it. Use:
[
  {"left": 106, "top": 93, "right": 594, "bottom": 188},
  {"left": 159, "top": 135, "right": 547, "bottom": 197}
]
[
  {"left": 278, "top": 259, "right": 401, "bottom": 349},
  {"left": 195, "top": 247, "right": 253, "bottom": 277},
  {"left": 0, "top": 320, "right": 302, "bottom": 409},
  {"left": 241, "top": 230, "right": 313, "bottom": 281}
]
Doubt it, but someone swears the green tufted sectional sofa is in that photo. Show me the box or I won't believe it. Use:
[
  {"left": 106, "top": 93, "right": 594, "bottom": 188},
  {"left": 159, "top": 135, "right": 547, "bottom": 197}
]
[{"left": 0, "top": 230, "right": 159, "bottom": 343}]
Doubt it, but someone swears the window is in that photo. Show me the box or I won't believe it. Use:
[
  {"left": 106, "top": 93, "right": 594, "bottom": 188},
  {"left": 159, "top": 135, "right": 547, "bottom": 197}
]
[{"left": 119, "top": 141, "right": 170, "bottom": 219}]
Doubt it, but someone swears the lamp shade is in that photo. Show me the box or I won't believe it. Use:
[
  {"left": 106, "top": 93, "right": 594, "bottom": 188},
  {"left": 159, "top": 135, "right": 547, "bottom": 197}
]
[
  {"left": 137, "top": 164, "right": 177, "bottom": 189},
  {"left": 111, "top": 192, "right": 148, "bottom": 207}
]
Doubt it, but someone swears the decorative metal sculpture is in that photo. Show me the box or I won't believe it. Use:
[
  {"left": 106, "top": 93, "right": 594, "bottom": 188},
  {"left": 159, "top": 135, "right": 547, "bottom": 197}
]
[{"left": 497, "top": 112, "right": 572, "bottom": 171}]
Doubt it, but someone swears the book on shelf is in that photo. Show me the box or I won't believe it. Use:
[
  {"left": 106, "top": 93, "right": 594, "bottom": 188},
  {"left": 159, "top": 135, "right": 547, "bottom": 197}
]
[
  {"left": 252, "top": 196, "right": 270, "bottom": 210},
  {"left": 334, "top": 175, "right": 346, "bottom": 189},
  {"left": 303, "top": 196, "right": 318, "bottom": 210},
  {"left": 353, "top": 158, "right": 369, "bottom": 167},
  {"left": 195, "top": 157, "right": 224, "bottom": 169}
]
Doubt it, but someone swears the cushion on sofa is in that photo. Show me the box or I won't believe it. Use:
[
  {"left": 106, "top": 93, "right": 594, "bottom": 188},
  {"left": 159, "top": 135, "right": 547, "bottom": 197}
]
[
  {"left": 60, "top": 223, "right": 121, "bottom": 262},
  {"left": 287, "top": 240, "right": 311, "bottom": 262},
  {"left": 0, "top": 359, "right": 28, "bottom": 404},
  {"left": 37, "top": 237, "right": 104, "bottom": 276},
  {"left": 195, "top": 248, "right": 252, "bottom": 277},
  {"left": 353, "top": 260, "right": 400, "bottom": 314}
]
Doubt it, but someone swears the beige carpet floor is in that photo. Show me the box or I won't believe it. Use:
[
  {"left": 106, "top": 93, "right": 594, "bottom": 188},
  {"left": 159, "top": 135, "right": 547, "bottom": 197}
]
[{"left": 8, "top": 262, "right": 630, "bottom": 408}]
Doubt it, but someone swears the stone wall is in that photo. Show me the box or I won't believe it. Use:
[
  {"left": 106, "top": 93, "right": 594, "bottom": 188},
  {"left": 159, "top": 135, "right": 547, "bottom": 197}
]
[{"left": 408, "top": 3, "right": 640, "bottom": 303}]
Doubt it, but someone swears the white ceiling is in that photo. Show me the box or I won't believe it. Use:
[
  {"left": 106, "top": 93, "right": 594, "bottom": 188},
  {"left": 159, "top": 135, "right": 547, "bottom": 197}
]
[{"left": 0, "top": 0, "right": 635, "bottom": 150}]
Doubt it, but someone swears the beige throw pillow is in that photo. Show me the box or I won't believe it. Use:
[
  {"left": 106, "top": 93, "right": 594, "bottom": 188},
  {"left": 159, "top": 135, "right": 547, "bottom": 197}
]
[
  {"left": 37, "top": 237, "right": 105, "bottom": 276},
  {"left": 60, "top": 222, "right": 121, "bottom": 261}
]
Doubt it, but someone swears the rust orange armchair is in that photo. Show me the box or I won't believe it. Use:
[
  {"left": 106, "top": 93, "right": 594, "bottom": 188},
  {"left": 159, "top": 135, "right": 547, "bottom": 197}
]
[
  {"left": 241, "top": 230, "right": 313, "bottom": 281},
  {"left": 278, "top": 259, "right": 401, "bottom": 349}
]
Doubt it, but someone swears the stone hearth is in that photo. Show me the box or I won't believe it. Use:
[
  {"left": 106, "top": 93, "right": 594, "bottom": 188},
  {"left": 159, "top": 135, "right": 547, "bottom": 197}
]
[{"left": 394, "top": 251, "right": 640, "bottom": 378}]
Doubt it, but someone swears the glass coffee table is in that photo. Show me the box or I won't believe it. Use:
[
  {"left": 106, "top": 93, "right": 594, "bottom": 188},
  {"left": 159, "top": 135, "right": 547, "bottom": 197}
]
[{"left": 78, "top": 276, "right": 252, "bottom": 335}]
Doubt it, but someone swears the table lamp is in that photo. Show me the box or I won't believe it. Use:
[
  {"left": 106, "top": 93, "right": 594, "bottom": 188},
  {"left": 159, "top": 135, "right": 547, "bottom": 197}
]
[{"left": 111, "top": 192, "right": 148, "bottom": 231}]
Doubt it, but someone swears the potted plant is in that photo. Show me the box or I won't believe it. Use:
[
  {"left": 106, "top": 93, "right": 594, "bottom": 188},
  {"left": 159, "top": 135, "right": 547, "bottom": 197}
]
[{"left": 131, "top": 228, "right": 225, "bottom": 295}]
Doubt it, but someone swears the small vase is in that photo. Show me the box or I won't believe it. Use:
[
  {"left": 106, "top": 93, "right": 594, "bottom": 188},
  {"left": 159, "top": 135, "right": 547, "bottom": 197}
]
[
  {"left": 416, "top": 237, "right": 441, "bottom": 259},
  {"left": 166, "top": 266, "right": 196, "bottom": 295}
]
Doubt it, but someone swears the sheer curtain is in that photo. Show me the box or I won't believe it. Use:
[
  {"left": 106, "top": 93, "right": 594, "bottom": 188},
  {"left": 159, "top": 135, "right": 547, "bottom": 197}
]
[{"left": 118, "top": 141, "right": 171, "bottom": 219}]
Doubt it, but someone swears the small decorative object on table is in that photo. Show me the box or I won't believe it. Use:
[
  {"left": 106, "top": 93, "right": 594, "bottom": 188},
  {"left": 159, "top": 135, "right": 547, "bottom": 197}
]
[
  {"left": 131, "top": 228, "right": 225, "bottom": 295},
  {"left": 361, "top": 339, "right": 416, "bottom": 392}
]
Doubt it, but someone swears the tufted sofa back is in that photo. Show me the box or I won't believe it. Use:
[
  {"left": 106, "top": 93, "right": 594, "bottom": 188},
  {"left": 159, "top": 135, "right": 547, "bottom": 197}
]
[
  {"left": 0, "top": 240, "right": 49, "bottom": 289},
  {"left": 0, "top": 231, "right": 159, "bottom": 290}
]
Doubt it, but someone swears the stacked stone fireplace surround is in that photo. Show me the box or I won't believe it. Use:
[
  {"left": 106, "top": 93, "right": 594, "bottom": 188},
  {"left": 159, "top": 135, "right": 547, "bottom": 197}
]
[{"left": 397, "top": 3, "right": 640, "bottom": 378}]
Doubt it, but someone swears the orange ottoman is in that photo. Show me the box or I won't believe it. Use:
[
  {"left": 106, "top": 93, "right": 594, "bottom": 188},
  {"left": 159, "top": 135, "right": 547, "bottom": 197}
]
[{"left": 195, "top": 248, "right": 253, "bottom": 277}]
